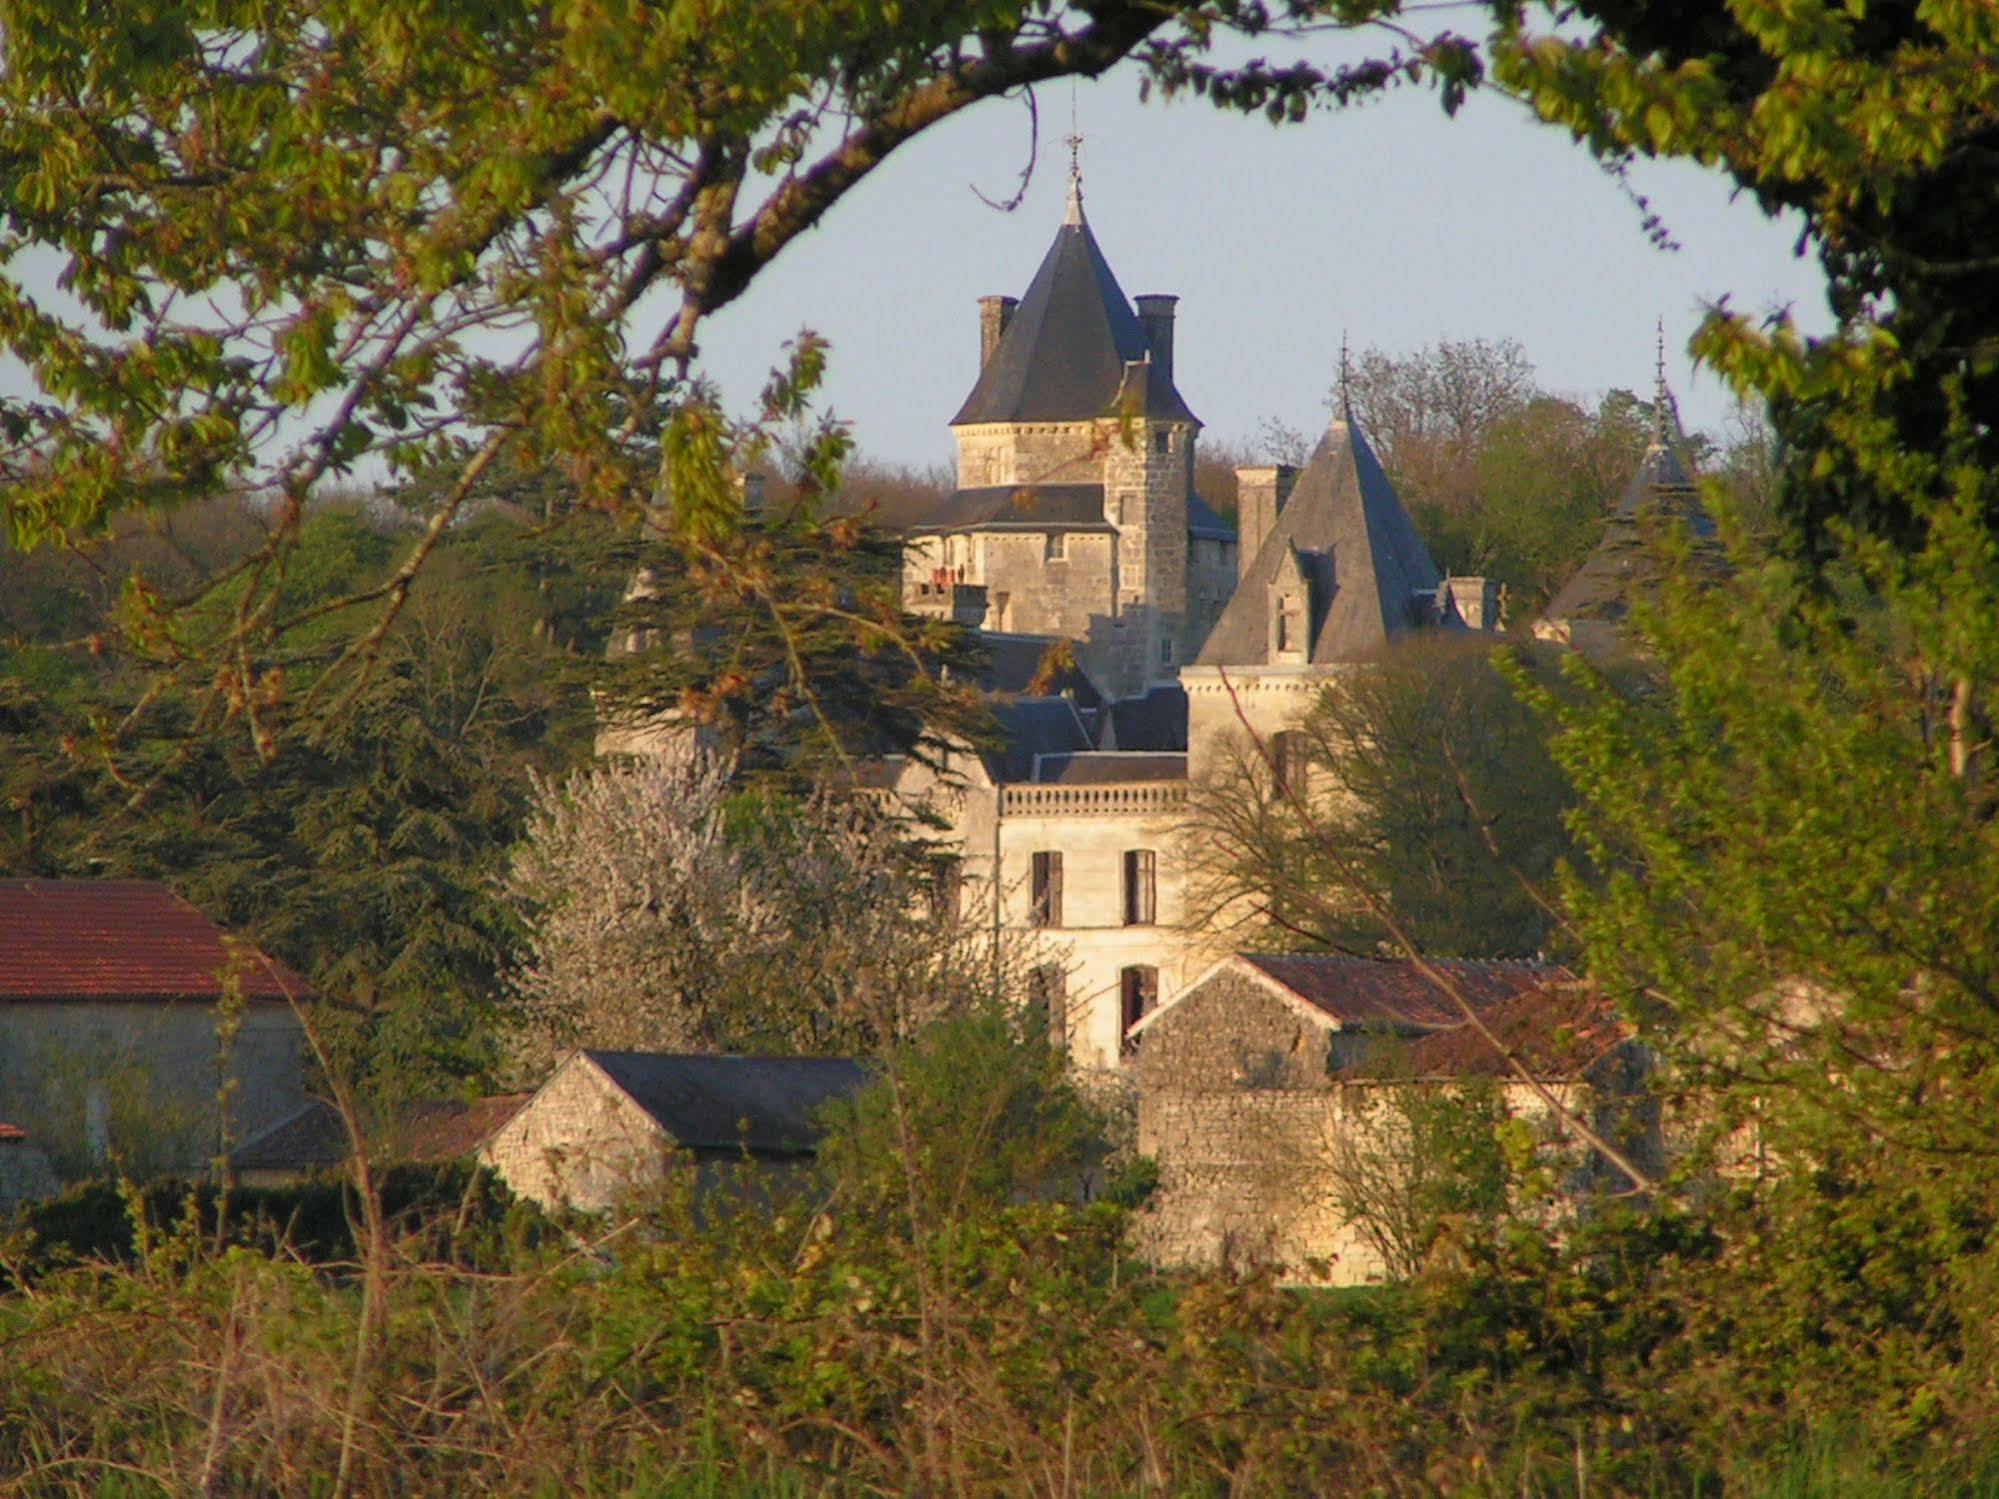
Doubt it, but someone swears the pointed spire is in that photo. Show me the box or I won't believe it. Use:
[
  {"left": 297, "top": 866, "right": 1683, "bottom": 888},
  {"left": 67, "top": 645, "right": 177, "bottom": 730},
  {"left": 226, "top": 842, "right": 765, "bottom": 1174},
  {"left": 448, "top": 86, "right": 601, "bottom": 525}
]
[{"left": 1063, "top": 103, "right": 1085, "bottom": 226}]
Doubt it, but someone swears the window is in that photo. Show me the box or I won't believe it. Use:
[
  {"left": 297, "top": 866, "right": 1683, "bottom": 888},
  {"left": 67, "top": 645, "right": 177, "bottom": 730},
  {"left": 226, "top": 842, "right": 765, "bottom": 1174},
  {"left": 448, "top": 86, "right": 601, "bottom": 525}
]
[
  {"left": 1044, "top": 532, "right": 1067, "bottom": 561},
  {"left": 1160, "top": 635, "right": 1175, "bottom": 666},
  {"left": 1122, "top": 849, "right": 1156, "bottom": 926},
  {"left": 926, "top": 858, "right": 961, "bottom": 924},
  {"left": 1152, "top": 429, "right": 1170, "bottom": 456},
  {"left": 1029, "top": 851, "right": 1063, "bottom": 928},
  {"left": 1271, "top": 730, "right": 1309, "bottom": 795},
  {"left": 1120, "top": 966, "right": 1159, "bottom": 1056},
  {"left": 1275, "top": 593, "right": 1301, "bottom": 655},
  {"left": 1031, "top": 964, "right": 1069, "bottom": 1048}
]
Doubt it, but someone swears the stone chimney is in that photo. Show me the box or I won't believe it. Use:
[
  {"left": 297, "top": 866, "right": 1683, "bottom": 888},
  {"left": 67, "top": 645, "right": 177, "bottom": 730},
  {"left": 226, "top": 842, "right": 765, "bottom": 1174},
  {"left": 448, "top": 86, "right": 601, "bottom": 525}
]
[
  {"left": 979, "top": 295, "right": 1018, "bottom": 371},
  {"left": 1442, "top": 575, "right": 1503, "bottom": 631},
  {"left": 1234, "top": 464, "right": 1297, "bottom": 581},
  {"left": 1135, "top": 294, "right": 1177, "bottom": 386}
]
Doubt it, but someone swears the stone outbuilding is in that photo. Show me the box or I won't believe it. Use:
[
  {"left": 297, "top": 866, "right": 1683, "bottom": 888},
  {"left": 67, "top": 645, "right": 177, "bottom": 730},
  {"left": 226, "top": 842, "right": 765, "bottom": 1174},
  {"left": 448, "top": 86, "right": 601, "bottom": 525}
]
[
  {"left": 229, "top": 1093, "right": 532, "bottom": 1188},
  {"left": 0, "top": 880, "right": 312, "bottom": 1180},
  {"left": 1128, "top": 953, "right": 1648, "bottom": 1283},
  {"left": 481, "top": 1051, "right": 869, "bottom": 1213}
]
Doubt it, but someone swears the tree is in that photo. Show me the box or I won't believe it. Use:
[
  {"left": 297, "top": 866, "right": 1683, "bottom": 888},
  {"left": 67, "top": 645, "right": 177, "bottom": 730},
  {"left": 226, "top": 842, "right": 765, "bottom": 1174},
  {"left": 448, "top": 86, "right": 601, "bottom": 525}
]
[
  {"left": 501, "top": 748, "right": 1011, "bottom": 1071},
  {"left": 1186, "top": 635, "right": 1573, "bottom": 960}
]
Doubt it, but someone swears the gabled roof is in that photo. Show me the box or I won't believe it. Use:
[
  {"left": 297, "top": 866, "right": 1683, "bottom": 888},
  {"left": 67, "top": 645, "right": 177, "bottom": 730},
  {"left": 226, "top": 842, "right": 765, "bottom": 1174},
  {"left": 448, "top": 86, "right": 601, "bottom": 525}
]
[
  {"left": 0, "top": 880, "right": 308, "bottom": 1002},
  {"left": 1196, "top": 410, "right": 1442, "bottom": 668},
  {"left": 229, "top": 1094, "right": 533, "bottom": 1174},
  {"left": 1538, "top": 413, "right": 1719, "bottom": 635},
  {"left": 951, "top": 197, "right": 1196, "bottom": 428},
  {"left": 1389, "top": 985, "right": 1629, "bottom": 1080},
  {"left": 1240, "top": 953, "right": 1557, "bottom": 1029},
  {"left": 1132, "top": 952, "right": 1562, "bottom": 1039},
  {"left": 583, "top": 1052, "right": 869, "bottom": 1155}
]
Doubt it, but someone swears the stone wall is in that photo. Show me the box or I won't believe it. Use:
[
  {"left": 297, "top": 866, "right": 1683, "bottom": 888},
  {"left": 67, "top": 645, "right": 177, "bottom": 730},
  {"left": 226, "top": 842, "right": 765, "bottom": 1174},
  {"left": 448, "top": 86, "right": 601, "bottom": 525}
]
[
  {"left": 481, "top": 1057, "right": 673, "bottom": 1213},
  {"left": 952, "top": 422, "right": 1103, "bottom": 490},
  {"left": 0, "top": 999, "right": 306, "bottom": 1180}
]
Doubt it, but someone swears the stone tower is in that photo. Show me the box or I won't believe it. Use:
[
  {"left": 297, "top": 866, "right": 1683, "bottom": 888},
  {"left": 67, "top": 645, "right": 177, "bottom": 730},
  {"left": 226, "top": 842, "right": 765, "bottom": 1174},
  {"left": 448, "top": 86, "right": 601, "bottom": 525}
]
[{"left": 903, "top": 169, "right": 1235, "bottom": 701}]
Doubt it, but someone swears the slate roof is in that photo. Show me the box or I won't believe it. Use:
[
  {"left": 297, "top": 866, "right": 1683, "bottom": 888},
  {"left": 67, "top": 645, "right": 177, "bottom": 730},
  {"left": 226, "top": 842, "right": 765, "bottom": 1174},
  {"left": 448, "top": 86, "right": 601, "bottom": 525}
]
[
  {"left": 951, "top": 194, "right": 1197, "bottom": 428},
  {"left": 972, "top": 633, "right": 1103, "bottom": 709},
  {"left": 911, "top": 483, "right": 1233, "bottom": 546},
  {"left": 583, "top": 1052, "right": 870, "bottom": 1155},
  {"left": 1186, "top": 491, "right": 1236, "bottom": 542},
  {"left": 0, "top": 880, "right": 308, "bottom": 1002},
  {"left": 982, "top": 695, "right": 1093, "bottom": 784},
  {"left": 1032, "top": 752, "right": 1187, "bottom": 785},
  {"left": 913, "top": 483, "right": 1113, "bottom": 533},
  {"left": 1196, "top": 409, "right": 1442, "bottom": 668},
  {"left": 1538, "top": 416, "right": 1720, "bottom": 634},
  {"left": 229, "top": 1094, "right": 533, "bottom": 1174},
  {"left": 1390, "top": 985, "right": 1629, "bottom": 1080},
  {"left": 1097, "top": 683, "right": 1188, "bottom": 752},
  {"left": 1240, "top": 954, "right": 1560, "bottom": 1031}
]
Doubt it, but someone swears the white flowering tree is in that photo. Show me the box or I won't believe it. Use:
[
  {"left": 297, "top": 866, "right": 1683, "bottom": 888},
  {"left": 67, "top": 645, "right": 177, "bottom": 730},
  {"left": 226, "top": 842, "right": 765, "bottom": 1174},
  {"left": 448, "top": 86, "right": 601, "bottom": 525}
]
[{"left": 502, "top": 747, "right": 1008, "bottom": 1071}]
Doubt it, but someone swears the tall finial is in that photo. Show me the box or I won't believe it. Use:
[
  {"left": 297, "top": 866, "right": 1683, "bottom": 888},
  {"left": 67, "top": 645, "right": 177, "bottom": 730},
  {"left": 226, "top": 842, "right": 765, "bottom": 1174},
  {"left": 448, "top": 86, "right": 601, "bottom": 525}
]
[
  {"left": 1063, "top": 87, "right": 1085, "bottom": 226},
  {"left": 1337, "top": 329, "right": 1353, "bottom": 416},
  {"left": 1652, "top": 316, "right": 1671, "bottom": 448}
]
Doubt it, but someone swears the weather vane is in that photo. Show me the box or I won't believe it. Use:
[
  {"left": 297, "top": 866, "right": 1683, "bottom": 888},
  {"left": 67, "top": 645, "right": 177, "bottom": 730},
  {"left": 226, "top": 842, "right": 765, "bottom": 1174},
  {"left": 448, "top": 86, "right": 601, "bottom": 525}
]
[
  {"left": 1063, "top": 86, "right": 1085, "bottom": 223},
  {"left": 1653, "top": 316, "right": 1671, "bottom": 446}
]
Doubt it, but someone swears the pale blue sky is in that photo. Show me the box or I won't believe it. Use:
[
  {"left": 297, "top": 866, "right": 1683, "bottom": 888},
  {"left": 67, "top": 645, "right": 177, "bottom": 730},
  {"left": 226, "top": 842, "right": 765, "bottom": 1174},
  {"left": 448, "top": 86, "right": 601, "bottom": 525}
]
[{"left": 690, "top": 50, "right": 1830, "bottom": 470}]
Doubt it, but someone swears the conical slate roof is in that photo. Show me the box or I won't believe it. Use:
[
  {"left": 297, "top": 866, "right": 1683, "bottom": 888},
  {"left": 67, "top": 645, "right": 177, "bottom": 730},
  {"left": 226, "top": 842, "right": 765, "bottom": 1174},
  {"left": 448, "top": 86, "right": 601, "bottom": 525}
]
[
  {"left": 951, "top": 188, "right": 1196, "bottom": 427},
  {"left": 1197, "top": 408, "right": 1442, "bottom": 667},
  {"left": 1538, "top": 404, "right": 1718, "bottom": 636}
]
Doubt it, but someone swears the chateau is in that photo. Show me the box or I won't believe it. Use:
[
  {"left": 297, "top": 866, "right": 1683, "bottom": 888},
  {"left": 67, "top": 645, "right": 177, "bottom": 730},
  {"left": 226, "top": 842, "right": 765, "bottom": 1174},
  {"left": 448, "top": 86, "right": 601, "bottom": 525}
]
[{"left": 877, "top": 171, "right": 1513, "bottom": 1068}]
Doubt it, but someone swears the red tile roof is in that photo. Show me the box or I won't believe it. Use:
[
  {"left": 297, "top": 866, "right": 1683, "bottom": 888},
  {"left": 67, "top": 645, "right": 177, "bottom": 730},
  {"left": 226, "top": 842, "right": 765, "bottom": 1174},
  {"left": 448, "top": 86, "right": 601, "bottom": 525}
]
[
  {"left": 1242, "top": 953, "right": 1562, "bottom": 1030},
  {"left": 0, "top": 1122, "right": 24, "bottom": 1143},
  {"left": 1393, "top": 985, "right": 1630, "bottom": 1080},
  {"left": 0, "top": 880, "right": 308, "bottom": 1001}
]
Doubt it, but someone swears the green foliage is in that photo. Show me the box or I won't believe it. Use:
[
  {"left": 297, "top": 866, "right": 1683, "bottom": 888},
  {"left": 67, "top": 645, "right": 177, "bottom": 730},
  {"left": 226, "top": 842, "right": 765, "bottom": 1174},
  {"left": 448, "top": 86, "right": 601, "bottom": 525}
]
[
  {"left": 1189, "top": 633, "right": 1573, "bottom": 958},
  {"left": 10, "top": 1164, "right": 554, "bottom": 1280}
]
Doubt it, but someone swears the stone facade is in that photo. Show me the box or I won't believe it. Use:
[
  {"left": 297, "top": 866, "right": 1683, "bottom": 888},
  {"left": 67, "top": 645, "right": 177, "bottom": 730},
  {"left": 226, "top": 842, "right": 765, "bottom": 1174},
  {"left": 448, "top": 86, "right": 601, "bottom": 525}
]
[
  {"left": 1131, "top": 959, "right": 1648, "bottom": 1282},
  {"left": 481, "top": 1054, "right": 676, "bottom": 1213},
  {"left": 0, "top": 999, "right": 306, "bottom": 1181}
]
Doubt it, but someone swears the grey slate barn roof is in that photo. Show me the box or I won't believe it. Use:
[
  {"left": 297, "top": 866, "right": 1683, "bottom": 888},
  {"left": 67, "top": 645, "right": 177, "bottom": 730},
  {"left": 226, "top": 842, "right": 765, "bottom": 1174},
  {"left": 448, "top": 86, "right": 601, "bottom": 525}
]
[
  {"left": 583, "top": 1052, "right": 870, "bottom": 1155},
  {"left": 951, "top": 195, "right": 1197, "bottom": 428},
  {"left": 1185, "top": 492, "right": 1236, "bottom": 542},
  {"left": 1196, "top": 409, "right": 1443, "bottom": 668},
  {"left": 1538, "top": 415, "right": 1720, "bottom": 637}
]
